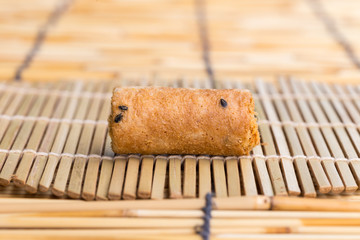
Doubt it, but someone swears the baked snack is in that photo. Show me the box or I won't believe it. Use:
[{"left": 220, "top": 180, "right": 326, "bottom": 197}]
[{"left": 109, "top": 87, "right": 259, "bottom": 156}]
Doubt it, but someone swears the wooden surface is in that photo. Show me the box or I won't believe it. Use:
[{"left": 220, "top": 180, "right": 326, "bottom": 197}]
[{"left": 0, "top": 0, "right": 360, "bottom": 82}]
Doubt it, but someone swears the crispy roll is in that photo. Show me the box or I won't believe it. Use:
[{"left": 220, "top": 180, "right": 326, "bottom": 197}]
[{"left": 109, "top": 87, "right": 259, "bottom": 155}]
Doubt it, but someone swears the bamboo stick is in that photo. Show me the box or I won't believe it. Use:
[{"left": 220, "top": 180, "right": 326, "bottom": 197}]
[
  {"left": 0, "top": 196, "right": 270, "bottom": 213},
  {"left": 65, "top": 156, "right": 90, "bottom": 198},
  {"left": 213, "top": 226, "right": 360, "bottom": 234},
  {"left": 198, "top": 156, "right": 211, "bottom": 199},
  {"left": 212, "top": 234, "right": 360, "bottom": 240},
  {"left": 183, "top": 155, "right": 197, "bottom": 198},
  {"left": 272, "top": 196, "right": 360, "bottom": 212},
  {"left": 225, "top": 156, "right": 241, "bottom": 197},
  {"left": 4, "top": 228, "right": 360, "bottom": 240},
  {"left": 1, "top": 215, "right": 360, "bottom": 229},
  {"left": 212, "top": 156, "right": 228, "bottom": 198},
  {"left": 83, "top": 131, "right": 110, "bottom": 199},
  {"left": 96, "top": 134, "right": 114, "bottom": 200},
  {"left": 150, "top": 156, "right": 168, "bottom": 200},
  {"left": 240, "top": 156, "right": 258, "bottom": 196},
  {"left": 122, "top": 155, "right": 140, "bottom": 200},
  {"left": 252, "top": 145, "right": 273, "bottom": 196},
  {"left": 18, "top": 209, "right": 360, "bottom": 219},
  {"left": 137, "top": 155, "right": 154, "bottom": 199},
  {"left": 95, "top": 159, "right": 113, "bottom": 200},
  {"left": 81, "top": 155, "right": 102, "bottom": 200},
  {"left": 107, "top": 155, "right": 126, "bottom": 200},
  {"left": 0, "top": 230, "right": 200, "bottom": 240},
  {"left": 25, "top": 155, "right": 50, "bottom": 193},
  {"left": 52, "top": 155, "right": 76, "bottom": 196},
  {"left": 168, "top": 155, "right": 182, "bottom": 199}
]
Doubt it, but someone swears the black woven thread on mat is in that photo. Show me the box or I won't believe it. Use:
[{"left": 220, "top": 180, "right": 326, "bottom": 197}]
[
  {"left": 195, "top": 0, "right": 216, "bottom": 88},
  {"left": 13, "top": 0, "right": 73, "bottom": 81},
  {"left": 307, "top": 0, "right": 360, "bottom": 69},
  {"left": 196, "top": 192, "right": 212, "bottom": 240}
]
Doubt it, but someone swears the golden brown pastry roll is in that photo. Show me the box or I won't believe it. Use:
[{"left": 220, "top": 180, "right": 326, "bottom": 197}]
[{"left": 109, "top": 87, "right": 259, "bottom": 156}]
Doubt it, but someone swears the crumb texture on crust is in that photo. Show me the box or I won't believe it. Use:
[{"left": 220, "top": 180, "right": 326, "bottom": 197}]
[{"left": 109, "top": 87, "right": 260, "bottom": 156}]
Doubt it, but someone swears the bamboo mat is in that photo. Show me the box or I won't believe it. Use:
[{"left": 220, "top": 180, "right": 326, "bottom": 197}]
[
  {"left": 1, "top": 0, "right": 360, "bottom": 83},
  {"left": 2, "top": 0, "right": 360, "bottom": 239},
  {"left": 0, "top": 78, "right": 360, "bottom": 200}
]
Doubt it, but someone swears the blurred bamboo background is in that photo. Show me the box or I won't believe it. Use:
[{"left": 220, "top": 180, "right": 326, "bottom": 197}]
[{"left": 1, "top": 0, "right": 360, "bottom": 83}]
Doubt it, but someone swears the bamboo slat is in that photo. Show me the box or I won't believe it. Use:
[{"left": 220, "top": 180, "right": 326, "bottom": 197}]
[
  {"left": 240, "top": 156, "right": 258, "bottom": 196},
  {"left": 252, "top": 145, "right": 273, "bottom": 196},
  {"left": 107, "top": 155, "right": 126, "bottom": 200},
  {"left": 225, "top": 156, "right": 241, "bottom": 197},
  {"left": 122, "top": 155, "right": 140, "bottom": 200},
  {"left": 168, "top": 155, "right": 182, "bottom": 199},
  {"left": 96, "top": 134, "right": 115, "bottom": 200},
  {"left": 198, "top": 156, "right": 211, "bottom": 199},
  {"left": 137, "top": 156, "right": 154, "bottom": 199},
  {"left": 183, "top": 155, "right": 197, "bottom": 198},
  {"left": 212, "top": 156, "right": 227, "bottom": 198},
  {"left": 151, "top": 156, "right": 168, "bottom": 200}
]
